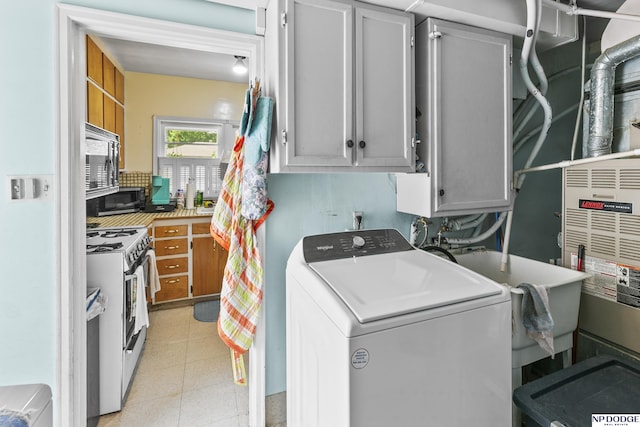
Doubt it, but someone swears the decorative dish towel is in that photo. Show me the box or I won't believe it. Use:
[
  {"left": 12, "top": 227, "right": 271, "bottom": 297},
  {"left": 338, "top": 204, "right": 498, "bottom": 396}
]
[
  {"left": 517, "top": 282, "right": 555, "bottom": 358},
  {"left": 210, "top": 81, "right": 274, "bottom": 385}
]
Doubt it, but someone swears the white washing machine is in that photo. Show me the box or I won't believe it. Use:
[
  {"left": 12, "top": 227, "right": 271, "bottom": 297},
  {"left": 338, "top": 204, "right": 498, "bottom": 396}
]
[
  {"left": 0, "top": 384, "right": 52, "bottom": 426},
  {"left": 286, "top": 229, "right": 512, "bottom": 427}
]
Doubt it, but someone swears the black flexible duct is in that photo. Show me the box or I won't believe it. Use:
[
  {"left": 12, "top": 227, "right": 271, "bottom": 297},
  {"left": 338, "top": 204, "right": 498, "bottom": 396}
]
[{"left": 420, "top": 246, "right": 458, "bottom": 263}]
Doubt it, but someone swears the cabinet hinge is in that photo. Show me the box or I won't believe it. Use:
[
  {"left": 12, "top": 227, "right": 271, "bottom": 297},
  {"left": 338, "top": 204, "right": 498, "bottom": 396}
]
[
  {"left": 509, "top": 54, "right": 513, "bottom": 66},
  {"left": 281, "top": 12, "right": 287, "bottom": 28},
  {"left": 190, "top": 241, "right": 193, "bottom": 249},
  {"left": 411, "top": 137, "right": 416, "bottom": 148},
  {"left": 410, "top": 36, "right": 415, "bottom": 48},
  {"left": 282, "top": 129, "right": 288, "bottom": 144},
  {"left": 428, "top": 31, "right": 442, "bottom": 40}
]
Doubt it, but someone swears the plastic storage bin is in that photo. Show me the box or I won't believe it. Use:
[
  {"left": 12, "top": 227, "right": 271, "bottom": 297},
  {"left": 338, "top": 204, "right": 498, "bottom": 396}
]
[{"left": 513, "top": 355, "right": 640, "bottom": 427}]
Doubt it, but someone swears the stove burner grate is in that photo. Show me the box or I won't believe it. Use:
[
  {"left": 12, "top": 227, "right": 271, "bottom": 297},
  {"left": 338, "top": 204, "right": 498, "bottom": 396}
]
[
  {"left": 100, "top": 229, "right": 139, "bottom": 238},
  {"left": 87, "top": 242, "right": 124, "bottom": 252}
]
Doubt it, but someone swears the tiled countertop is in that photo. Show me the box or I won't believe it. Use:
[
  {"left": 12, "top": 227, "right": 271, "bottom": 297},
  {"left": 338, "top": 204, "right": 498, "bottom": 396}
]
[{"left": 87, "top": 208, "right": 214, "bottom": 228}]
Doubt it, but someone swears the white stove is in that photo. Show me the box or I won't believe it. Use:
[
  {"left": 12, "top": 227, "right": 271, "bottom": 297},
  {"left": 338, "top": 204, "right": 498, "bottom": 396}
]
[
  {"left": 86, "top": 227, "right": 151, "bottom": 268},
  {"left": 86, "top": 226, "right": 151, "bottom": 415}
]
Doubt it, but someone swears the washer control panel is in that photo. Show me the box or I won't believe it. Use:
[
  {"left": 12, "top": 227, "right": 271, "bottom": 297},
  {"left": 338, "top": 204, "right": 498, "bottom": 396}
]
[{"left": 302, "top": 229, "right": 413, "bottom": 263}]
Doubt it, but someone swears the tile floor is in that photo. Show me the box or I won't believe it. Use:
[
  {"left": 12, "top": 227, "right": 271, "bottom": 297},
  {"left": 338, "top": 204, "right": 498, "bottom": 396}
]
[{"left": 98, "top": 305, "right": 249, "bottom": 427}]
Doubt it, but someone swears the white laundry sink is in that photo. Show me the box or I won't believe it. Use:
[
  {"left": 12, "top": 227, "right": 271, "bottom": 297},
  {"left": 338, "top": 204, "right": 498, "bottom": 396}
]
[{"left": 455, "top": 249, "right": 591, "bottom": 368}]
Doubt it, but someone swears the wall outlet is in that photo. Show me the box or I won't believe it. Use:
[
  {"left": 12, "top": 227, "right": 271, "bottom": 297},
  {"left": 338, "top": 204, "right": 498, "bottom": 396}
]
[{"left": 353, "top": 211, "right": 363, "bottom": 230}]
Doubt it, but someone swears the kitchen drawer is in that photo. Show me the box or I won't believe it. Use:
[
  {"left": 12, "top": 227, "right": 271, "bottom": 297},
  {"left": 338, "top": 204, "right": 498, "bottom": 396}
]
[
  {"left": 156, "top": 257, "right": 188, "bottom": 275},
  {"left": 154, "top": 238, "right": 188, "bottom": 256},
  {"left": 154, "top": 274, "right": 188, "bottom": 302},
  {"left": 155, "top": 224, "right": 188, "bottom": 238},
  {"left": 192, "top": 222, "right": 211, "bottom": 235}
]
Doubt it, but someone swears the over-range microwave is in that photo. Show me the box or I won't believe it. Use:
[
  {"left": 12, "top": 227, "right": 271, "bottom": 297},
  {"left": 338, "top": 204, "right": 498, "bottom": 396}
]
[
  {"left": 86, "top": 187, "right": 146, "bottom": 217},
  {"left": 86, "top": 122, "right": 120, "bottom": 200}
]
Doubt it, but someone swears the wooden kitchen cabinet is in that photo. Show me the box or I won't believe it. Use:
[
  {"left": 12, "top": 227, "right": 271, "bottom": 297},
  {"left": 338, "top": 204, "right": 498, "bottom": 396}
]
[
  {"left": 86, "top": 36, "right": 103, "bottom": 86},
  {"left": 86, "top": 35, "right": 126, "bottom": 168},
  {"left": 192, "top": 222, "right": 227, "bottom": 297},
  {"left": 152, "top": 219, "right": 226, "bottom": 304},
  {"left": 265, "top": 0, "right": 414, "bottom": 172},
  {"left": 87, "top": 82, "right": 104, "bottom": 128},
  {"left": 103, "top": 96, "right": 116, "bottom": 133}
]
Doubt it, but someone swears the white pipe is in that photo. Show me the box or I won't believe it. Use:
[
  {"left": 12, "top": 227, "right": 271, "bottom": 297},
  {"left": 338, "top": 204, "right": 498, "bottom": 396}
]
[
  {"left": 513, "top": 148, "right": 640, "bottom": 181},
  {"left": 514, "top": 66, "right": 583, "bottom": 140},
  {"left": 457, "top": 213, "right": 488, "bottom": 231},
  {"left": 457, "top": 213, "right": 484, "bottom": 225},
  {"left": 514, "top": 103, "right": 579, "bottom": 154},
  {"left": 542, "top": 0, "right": 640, "bottom": 22},
  {"left": 500, "top": 211, "right": 514, "bottom": 272},
  {"left": 446, "top": 212, "right": 508, "bottom": 245},
  {"left": 529, "top": 0, "right": 548, "bottom": 96},
  {"left": 570, "top": 15, "right": 587, "bottom": 161},
  {"left": 518, "top": 0, "right": 553, "bottom": 189}
]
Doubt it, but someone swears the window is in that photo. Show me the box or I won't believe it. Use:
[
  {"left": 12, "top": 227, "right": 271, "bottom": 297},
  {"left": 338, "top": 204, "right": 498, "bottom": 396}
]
[{"left": 153, "top": 116, "right": 238, "bottom": 198}]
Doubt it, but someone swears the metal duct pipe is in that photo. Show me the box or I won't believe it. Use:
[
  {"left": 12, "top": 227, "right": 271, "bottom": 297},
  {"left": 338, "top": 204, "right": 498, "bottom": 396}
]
[{"left": 588, "top": 33, "right": 640, "bottom": 157}]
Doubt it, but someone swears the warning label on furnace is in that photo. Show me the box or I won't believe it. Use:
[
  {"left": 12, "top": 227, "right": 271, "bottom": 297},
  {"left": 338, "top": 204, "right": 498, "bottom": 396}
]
[{"left": 575, "top": 252, "right": 640, "bottom": 307}]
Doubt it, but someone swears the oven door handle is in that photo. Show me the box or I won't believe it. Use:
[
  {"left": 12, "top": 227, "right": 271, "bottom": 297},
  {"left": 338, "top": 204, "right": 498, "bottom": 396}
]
[
  {"left": 125, "top": 274, "right": 137, "bottom": 282},
  {"left": 126, "top": 330, "right": 141, "bottom": 354}
]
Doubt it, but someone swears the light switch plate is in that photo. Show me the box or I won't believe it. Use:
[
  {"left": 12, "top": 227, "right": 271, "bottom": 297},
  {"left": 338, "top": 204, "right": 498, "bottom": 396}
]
[{"left": 8, "top": 175, "right": 53, "bottom": 201}]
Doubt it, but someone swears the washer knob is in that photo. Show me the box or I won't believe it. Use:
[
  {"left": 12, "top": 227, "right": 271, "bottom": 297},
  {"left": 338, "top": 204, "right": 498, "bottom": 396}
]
[{"left": 352, "top": 235, "right": 366, "bottom": 249}]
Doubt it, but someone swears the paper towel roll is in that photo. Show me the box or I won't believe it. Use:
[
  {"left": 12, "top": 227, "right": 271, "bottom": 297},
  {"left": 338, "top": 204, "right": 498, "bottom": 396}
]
[{"left": 186, "top": 180, "right": 195, "bottom": 209}]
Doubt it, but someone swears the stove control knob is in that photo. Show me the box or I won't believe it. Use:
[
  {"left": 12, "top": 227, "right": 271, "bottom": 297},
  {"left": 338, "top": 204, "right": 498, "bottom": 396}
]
[{"left": 352, "top": 235, "right": 366, "bottom": 249}]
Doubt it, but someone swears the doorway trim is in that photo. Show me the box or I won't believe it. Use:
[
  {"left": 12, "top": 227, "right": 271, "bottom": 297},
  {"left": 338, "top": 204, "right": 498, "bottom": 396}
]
[{"left": 56, "top": 5, "right": 265, "bottom": 426}]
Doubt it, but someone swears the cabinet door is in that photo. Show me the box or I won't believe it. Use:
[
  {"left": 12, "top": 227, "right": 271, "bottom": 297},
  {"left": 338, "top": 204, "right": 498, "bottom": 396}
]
[
  {"left": 103, "top": 96, "right": 116, "bottom": 133},
  {"left": 422, "top": 19, "right": 512, "bottom": 215},
  {"left": 102, "top": 56, "right": 116, "bottom": 97},
  {"left": 283, "top": 0, "right": 354, "bottom": 167},
  {"left": 192, "top": 235, "right": 226, "bottom": 296},
  {"left": 87, "top": 83, "right": 103, "bottom": 128},
  {"left": 86, "top": 36, "right": 103, "bottom": 86},
  {"left": 355, "top": 8, "right": 413, "bottom": 169},
  {"left": 115, "top": 69, "right": 125, "bottom": 104}
]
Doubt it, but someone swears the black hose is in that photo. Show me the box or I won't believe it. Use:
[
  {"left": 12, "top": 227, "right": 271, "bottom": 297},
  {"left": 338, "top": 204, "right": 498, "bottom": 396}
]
[{"left": 420, "top": 246, "right": 458, "bottom": 263}]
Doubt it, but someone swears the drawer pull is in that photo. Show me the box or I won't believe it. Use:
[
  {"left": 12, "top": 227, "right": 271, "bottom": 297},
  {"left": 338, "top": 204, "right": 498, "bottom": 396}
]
[
  {"left": 165, "top": 264, "right": 180, "bottom": 269},
  {"left": 167, "top": 279, "right": 181, "bottom": 284},
  {"left": 165, "top": 245, "right": 180, "bottom": 250},
  {"left": 166, "top": 229, "right": 180, "bottom": 234}
]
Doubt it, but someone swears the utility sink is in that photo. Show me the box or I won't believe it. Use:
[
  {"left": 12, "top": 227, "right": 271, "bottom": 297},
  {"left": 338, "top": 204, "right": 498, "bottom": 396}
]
[{"left": 455, "top": 249, "right": 591, "bottom": 368}]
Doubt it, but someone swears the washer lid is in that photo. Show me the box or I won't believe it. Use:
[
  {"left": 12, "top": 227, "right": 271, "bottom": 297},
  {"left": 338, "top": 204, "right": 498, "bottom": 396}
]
[{"left": 309, "top": 249, "right": 502, "bottom": 323}]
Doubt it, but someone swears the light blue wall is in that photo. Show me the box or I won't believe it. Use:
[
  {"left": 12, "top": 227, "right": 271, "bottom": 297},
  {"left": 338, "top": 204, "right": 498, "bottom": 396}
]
[
  {"left": 0, "top": 0, "right": 253, "bottom": 403},
  {"left": 264, "top": 174, "right": 414, "bottom": 394}
]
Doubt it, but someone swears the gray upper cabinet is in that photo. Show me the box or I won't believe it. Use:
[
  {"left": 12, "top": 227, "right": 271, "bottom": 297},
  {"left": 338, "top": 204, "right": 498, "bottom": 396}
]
[
  {"left": 397, "top": 18, "right": 513, "bottom": 217},
  {"left": 265, "top": 0, "right": 415, "bottom": 173}
]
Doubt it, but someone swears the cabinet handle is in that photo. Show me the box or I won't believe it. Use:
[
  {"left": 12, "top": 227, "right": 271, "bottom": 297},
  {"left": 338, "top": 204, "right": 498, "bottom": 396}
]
[
  {"left": 165, "top": 264, "right": 180, "bottom": 269},
  {"left": 359, "top": 140, "right": 366, "bottom": 149},
  {"left": 165, "top": 245, "right": 180, "bottom": 250},
  {"left": 165, "top": 229, "right": 180, "bottom": 234},
  {"left": 167, "top": 278, "right": 181, "bottom": 284},
  {"left": 346, "top": 139, "right": 354, "bottom": 148}
]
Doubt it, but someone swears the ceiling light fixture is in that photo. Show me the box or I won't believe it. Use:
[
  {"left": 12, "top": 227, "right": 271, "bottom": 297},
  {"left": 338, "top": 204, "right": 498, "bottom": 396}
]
[{"left": 233, "top": 55, "right": 248, "bottom": 74}]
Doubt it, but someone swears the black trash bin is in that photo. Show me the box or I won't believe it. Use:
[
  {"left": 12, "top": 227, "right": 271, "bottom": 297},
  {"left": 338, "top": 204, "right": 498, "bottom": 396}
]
[{"left": 513, "top": 355, "right": 640, "bottom": 427}]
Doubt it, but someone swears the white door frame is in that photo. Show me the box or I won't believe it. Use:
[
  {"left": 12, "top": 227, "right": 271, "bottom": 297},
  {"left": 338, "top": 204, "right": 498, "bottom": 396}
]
[{"left": 56, "top": 5, "right": 265, "bottom": 426}]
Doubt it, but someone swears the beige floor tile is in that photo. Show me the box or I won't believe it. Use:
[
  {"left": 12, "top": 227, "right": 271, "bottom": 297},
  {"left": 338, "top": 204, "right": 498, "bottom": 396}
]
[
  {"left": 99, "top": 306, "right": 248, "bottom": 426},
  {"left": 188, "top": 319, "right": 218, "bottom": 341},
  {"left": 97, "top": 410, "right": 121, "bottom": 427},
  {"left": 183, "top": 357, "right": 234, "bottom": 391},
  {"left": 137, "top": 340, "right": 188, "bottom": 374},
  {"left": 126, "top": 363, "right": 185, "bottom": 404},
  {"left": 178, "top": 383, "right": 238, "bottom": 426},
  {"left": 186, "top": 335, "right": 229, "bottom": 363},
  {"left": 147, "top": 322, "right": 191, "bottom": 344},
  {"left": 119, "top": 395, "right": 182, "bottom": 427}
]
